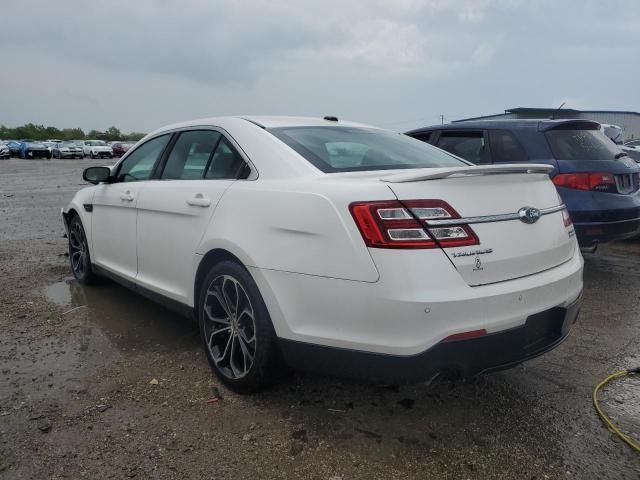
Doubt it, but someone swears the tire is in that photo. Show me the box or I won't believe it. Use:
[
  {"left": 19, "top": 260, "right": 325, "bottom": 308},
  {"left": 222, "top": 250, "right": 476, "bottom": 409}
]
[
  {"left": 198, "top": 260, "right": 282, "bottom": 393},
  {"left": 68, "top": 215, "right": 98, "bottom": 285}
]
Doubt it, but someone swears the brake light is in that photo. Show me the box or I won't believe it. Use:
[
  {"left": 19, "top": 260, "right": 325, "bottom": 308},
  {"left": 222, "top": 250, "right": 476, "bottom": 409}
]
[
  {"left": 349, "top": 200, "right": 478, "bottom": 249},
  {"left": 552, "top": 172, "right": 615, "bottom": 191},
  {"left": 561, "top": 208, "right": 573, "bottom": 227}
]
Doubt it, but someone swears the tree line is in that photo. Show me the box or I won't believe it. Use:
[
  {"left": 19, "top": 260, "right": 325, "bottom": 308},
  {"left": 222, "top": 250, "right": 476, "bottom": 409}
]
[{"left": 0, "top": 123, "right": 146, "bottom": 142}]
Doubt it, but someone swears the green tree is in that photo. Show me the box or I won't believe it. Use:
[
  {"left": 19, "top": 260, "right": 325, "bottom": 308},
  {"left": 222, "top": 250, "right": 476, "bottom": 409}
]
[
  {"left": 124, "top": 132, "right": 146, "bottom": 141},
  {"left": 0, "top": 123, "right": 142, "bottom": 142},
  {"left": 104, "top": 126, "right": 122, "bottom": 141}
]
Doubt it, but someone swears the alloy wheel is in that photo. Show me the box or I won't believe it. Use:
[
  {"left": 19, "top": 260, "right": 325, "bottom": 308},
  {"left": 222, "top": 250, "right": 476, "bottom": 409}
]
[
  {"left": 69, "top": 222, "right": 87, "bottom": 277},
  {"left": 202, "top": 275, "right": 257, "bottom": 379}
]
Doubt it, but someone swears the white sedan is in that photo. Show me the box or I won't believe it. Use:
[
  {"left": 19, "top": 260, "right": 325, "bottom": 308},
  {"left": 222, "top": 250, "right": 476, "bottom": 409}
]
[{"left": 62, "top": 116, "right": 584, "bottom": 393}]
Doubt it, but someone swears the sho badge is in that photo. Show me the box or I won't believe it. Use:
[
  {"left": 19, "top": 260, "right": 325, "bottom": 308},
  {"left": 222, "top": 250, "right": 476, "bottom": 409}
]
[{"left": 518, "top": 206, "right": 541, "bottom": 224}]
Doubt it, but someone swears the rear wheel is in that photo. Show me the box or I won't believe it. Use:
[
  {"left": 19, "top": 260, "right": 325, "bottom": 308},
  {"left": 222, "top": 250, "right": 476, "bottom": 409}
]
[
  {"left": 68, "top": 216, "right": 98, "bottom": 284},
  {"left": 198, "top": 260, "right": 282, "bottom": 393}
]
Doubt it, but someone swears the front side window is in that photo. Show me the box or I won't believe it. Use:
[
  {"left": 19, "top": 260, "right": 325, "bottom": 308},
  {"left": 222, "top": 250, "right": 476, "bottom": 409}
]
[
  {"left": 489, "top": 129, "right": 528, "bottom": 163},
  {"left": 545, "top": 128, "right": 621, "bottom": 161},
  {"left": 162, "top": 130, "right": 221, "bottom": 180},
  {"left": 116, "top": 134, "right": 170, "bottom": 182},
  {"left": 268, "top": 126, "right": 466, "bottom": 173},
  {"left": 436, "top": 131, "right": 488, "bottom": 164}
]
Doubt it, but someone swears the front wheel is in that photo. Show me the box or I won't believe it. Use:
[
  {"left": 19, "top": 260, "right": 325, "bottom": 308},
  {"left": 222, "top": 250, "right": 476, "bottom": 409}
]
[
  {"left": 198, "top": 261, "right": 283, "bottom": 393},
  {"left": 68, "top": 216, "right": 98, "bottom": 284}
]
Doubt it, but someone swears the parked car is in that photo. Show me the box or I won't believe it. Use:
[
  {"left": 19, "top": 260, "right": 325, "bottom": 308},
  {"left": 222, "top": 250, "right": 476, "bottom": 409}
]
[
  {"left": 63, "top": 116, "right": 583, "bottom": 393},
  {"left": 622, "top": 140, "right": 640, "bottom": 163},
  {"left": 5, "top": 140, "right": 21, "bottom": 157},
  {"left": 0, "top": 142, "right": 10, "bottom": 159},
  {"left": 599, "top": 124, "right": 623, "bottom": 144},
  {"left": 111, "top": 142, "right": 134, "bottom": 157},
  {"left": 52, "top": 142, "right": 83, "bottom": 159},
  {"left": 406, "top": 120, "right": 640, "bottom": 249},
  {"left": 83, "top": 140, "right": 114, "bottom": 158},
  {"left": 19, "top": 140, "right": 51, "bottom": 159}
]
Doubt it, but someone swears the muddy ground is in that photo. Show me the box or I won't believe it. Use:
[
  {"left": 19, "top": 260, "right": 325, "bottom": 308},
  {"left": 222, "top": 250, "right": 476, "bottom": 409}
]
[{"left": 0, "top": 157, "right": 639, "bottom": 479}]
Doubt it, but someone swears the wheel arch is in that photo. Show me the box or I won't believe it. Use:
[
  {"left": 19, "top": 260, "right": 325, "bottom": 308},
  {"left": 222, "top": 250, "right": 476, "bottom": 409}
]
[{"left": 193, "top": 248, "right": 246, "bottom": 311}]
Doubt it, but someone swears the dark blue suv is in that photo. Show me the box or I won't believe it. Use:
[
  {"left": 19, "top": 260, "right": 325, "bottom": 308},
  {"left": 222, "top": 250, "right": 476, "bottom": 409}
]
[{"left": 406, "top": 119, "right": 640, "bottom": 248}]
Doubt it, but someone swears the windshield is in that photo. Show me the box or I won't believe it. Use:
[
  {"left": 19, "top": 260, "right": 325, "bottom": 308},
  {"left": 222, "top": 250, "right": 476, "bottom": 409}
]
[
  {"left": 545, "top": 129, "right": 621, "bottom": 161},
  {"left": 268, "top": 126, "right": 467, "bottom": 172}
]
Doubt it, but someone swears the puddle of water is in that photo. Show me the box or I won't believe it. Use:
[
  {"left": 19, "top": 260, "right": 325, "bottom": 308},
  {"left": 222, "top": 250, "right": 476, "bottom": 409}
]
[
  {"left": 45, "top": 278, "right": 74, "bottom": 306},
  {"left": 44, "top": 277, "right": 198, "bottom": 352}
]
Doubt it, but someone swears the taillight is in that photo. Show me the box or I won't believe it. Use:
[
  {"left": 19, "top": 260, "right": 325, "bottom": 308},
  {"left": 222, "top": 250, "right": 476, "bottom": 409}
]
[
  {"left": 349, "top": 200, "right": 478, "bottom": 249},
  {"left": 561, "top": 208, "right": 573, "bottom": 227},
  {"left": 552, "top": 172, "right": 616, "bottom": 192}
]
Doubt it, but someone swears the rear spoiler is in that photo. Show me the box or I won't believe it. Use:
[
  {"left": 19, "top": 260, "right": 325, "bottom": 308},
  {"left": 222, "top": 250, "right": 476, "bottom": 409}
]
[{"left": 381, "top": 164, "right": 553, "bottom": 183}]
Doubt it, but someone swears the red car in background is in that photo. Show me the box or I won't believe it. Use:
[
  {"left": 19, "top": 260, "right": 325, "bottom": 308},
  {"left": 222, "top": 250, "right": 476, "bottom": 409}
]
[{"left": 111, "top": 142, "right": 135, "bottom": 157}]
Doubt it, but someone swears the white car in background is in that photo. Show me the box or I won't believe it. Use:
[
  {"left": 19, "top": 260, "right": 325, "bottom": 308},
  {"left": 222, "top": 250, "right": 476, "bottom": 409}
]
[
  {"left": 622, "top": 140, "right": 640, "bottom": 163},
  {"left": 83, "top": 140, "right": 114, "bottom": 159},
  {"left": 62, "top": 116, "right": 583, "bottom": 393}
]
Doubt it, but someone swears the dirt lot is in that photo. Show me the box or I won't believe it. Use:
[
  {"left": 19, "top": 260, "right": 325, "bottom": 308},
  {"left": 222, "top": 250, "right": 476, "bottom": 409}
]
[{"left": 0, "top": 157, "right": 639, "bottom": 479}]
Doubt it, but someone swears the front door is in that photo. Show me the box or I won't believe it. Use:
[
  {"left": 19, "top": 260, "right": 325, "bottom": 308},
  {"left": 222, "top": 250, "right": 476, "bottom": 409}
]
[
  {"left": 90, "top": 134, "right": 172, "bottom": 281},
  {"left": 136, "top": 130, "right": 247, "bottom": 305}
]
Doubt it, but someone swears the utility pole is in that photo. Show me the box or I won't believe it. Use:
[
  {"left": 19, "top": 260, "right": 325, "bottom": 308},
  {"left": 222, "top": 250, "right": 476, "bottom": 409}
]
[{"left": 440, "top": 114, "right": 445, "bottom": 126}]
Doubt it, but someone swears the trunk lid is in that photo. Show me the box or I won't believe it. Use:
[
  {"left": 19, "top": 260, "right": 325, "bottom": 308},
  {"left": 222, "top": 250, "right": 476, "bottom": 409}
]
[{"left": 382, "top": 164, "right": 576, "bottom": 286}]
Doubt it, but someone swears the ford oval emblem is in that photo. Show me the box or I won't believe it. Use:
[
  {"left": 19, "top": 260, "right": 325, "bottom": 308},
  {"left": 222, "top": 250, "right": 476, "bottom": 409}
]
[{"left": 518, "top": 206, "right": 541, "bottom": 224}]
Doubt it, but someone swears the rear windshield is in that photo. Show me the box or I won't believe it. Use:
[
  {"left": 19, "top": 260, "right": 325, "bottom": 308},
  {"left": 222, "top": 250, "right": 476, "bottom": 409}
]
[
  {"left": 269, "top": 126, "right": 467, "bottom": 172},
  {"left": 545, "top": 129, "right": 621, "bottom": 161}
]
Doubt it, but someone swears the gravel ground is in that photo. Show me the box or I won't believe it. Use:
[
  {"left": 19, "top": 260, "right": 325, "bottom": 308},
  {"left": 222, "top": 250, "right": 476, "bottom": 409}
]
[{"left": 0, "top": 157, "right": 639, "bottom": 479}]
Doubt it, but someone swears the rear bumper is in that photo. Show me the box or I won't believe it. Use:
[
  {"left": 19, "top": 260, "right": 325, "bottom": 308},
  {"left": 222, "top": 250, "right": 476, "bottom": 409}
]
[
  {"left": 560, "top": 188, "right": 640, "bottom": 245},
  {"left": 574, "top": 217, "right": 640, "bottom": 245},
  {"left": 280, "top": 293, "right": 582, "bottom": 384},
  {"left": 251, "top": 245, "right": 583, "bottom": 360}
]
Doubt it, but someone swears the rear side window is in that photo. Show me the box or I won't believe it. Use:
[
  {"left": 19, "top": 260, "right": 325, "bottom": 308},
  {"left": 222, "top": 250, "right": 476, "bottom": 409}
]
[
  {"left": 436, "top": 131, "right": 488, "bottom": 164},
  {"left": 205, "top": 138, "right": 246, "bottom": 179},
  {"left": 412, "top": 132, "right": 432, "bottom": 143},
  {"left": 545, "top": 129, "right": 620, "bottom": 161},
  {"left": 488, "top": 129, "right": 528, "bottom": 162},
  {"left": 116, "top": 134, "right": 171, "bottom": 182},
  {"left": 268, "top": 126, "right": 466, "bottom": 173},
  {"left": 162, "top": 130, "right": 221, "bottom": 180}
]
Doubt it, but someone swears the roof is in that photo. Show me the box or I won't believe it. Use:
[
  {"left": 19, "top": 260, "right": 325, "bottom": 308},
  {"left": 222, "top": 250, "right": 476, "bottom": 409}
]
[
  {"left": 453, "top": 107, "right": 640, "bottom": 122},
  {"left": 147, "top": 116, "right": 374, "bottom": 138},
  {"left": 406, "top": 118, "right": 601, "bottom": 135},
  {"left": 239, "top": 116, "right": 374, "bottom": 129}
]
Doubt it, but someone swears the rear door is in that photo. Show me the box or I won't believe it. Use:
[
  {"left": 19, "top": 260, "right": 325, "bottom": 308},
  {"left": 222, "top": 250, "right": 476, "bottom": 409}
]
[
  {"left": 487, "top": 129, "right": 529, "bottom": 164},
  {"left": 435, "top": 130, "right": 491, "bottom": 164},
  {"left": 135, "top": 129, "right": 248, "bottom": 305},
  {"left": 383, "top": 167, "right": 576, "bottom": 286}
]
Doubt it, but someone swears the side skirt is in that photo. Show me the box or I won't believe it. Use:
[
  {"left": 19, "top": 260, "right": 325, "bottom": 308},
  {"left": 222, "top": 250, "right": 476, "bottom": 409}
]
[{"left": 92, "top": 264, "right": 195, "bottom": 321}]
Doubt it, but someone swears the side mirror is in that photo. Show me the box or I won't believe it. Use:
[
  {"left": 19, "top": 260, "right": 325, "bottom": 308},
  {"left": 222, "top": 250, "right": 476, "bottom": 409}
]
[{"left": 83, "top": 166, "right": 111, "bottom": 184}]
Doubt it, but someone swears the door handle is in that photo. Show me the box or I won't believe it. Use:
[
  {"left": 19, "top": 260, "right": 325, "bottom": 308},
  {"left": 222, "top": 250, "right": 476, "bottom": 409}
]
[
  {"left": 120, "top": 193, "right": 134, "bottom": 202},
  {"left": 186, "top": 194, "right": 211, "bottom": 208}
]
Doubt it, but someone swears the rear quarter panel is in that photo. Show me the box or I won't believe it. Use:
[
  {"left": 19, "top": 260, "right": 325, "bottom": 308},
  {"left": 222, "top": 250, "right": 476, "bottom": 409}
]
[{"left": 196, "top": 178, "right": 392, "bottom": 282}]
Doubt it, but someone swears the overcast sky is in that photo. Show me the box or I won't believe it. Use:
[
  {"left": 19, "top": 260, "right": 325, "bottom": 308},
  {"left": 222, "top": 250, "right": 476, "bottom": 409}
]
[{"left": 1, "top": 0, "right": 639, "bottom": 133}]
